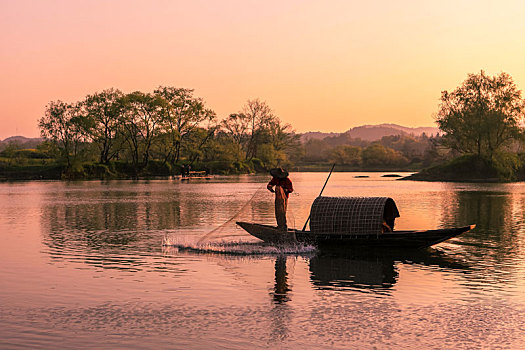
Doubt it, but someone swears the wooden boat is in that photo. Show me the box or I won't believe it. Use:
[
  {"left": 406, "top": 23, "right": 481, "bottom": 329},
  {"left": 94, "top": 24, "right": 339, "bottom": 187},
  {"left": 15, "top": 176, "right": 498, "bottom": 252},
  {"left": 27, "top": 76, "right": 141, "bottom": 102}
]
[
  {"left": 236, "top": 196, "right": 476, "bottom": 248},
  {"left": 236, "top": 221, "right": 475, "bottom": 248}
]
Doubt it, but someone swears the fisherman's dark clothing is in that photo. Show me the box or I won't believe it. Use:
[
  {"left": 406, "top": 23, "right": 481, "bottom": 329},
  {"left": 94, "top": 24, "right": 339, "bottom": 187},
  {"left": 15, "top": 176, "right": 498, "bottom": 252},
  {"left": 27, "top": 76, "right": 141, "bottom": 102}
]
[
  {"left": 267, "top": 177, "right": 293, "bottom": 198},
  {"left": 267, "top": 176, "right": 293, "bottom": 229}
]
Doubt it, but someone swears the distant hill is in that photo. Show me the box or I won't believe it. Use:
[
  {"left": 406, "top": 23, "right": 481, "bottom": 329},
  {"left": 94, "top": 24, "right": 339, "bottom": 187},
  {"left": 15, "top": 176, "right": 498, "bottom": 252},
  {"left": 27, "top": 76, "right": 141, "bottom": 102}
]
[
  {"left": 301, "top": 131, "right": 340, "bottom": 142},
  {"left": 301, "top": 123, "right": 439, "bottom": 143},
  {"left": 345, "top": 124, "right": 439, "bottom": 141},
  {"left": 0, "top": 136, "right": 43, "bottom": 151},
  {"left": 2, "top": 124, "right": 440, "bottom": 148}
]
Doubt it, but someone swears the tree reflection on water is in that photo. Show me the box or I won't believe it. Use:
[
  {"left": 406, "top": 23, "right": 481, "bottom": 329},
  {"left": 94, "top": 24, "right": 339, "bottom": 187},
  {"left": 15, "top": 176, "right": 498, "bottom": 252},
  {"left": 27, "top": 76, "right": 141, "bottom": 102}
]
[
  {"left": 438, "top": 186, "right": 525, "bottom": 290},
  {"left": 38, "top": 180, "right": 525, "bottom": 299}
]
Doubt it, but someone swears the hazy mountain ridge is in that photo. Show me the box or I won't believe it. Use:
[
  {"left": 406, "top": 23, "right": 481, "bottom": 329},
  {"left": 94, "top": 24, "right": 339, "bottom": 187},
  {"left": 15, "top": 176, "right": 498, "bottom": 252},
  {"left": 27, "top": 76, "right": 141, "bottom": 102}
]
[
  {"left": 346, "top": 124, "right": 439, "bottom": 141},
  {"left": 1, "top": 123, "right": 439, "bottom": 148},
  {"left": 300, "top": 131, "right": 341, "bottom": 142},
  {"left": 0, "top": 136, "right": 44, "bottom": 151},
  {"left": 301, "top": 123, "right": 439, "bottom": 142}
]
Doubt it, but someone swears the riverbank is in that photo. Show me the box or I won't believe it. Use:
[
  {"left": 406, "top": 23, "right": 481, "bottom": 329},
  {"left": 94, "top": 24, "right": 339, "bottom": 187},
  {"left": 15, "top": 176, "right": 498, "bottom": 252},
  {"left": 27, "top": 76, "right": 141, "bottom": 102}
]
[
  {"left": 294, "top": 163, "right": 422, "bottom": 173},
  {"left": 0, "top": 158, "right": 424, "bottom": 181},
  {"left": 0, "top": 159, "right": 258, "bottom": 181},
  {"left": 10, "top": 155, "right": 522, "bottom": 183}
]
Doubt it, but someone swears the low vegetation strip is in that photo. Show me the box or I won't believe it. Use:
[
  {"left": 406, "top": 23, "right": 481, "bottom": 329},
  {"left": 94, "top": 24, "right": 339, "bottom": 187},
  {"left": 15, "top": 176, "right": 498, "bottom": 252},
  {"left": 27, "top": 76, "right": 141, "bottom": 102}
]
[
  {"left": 401, "top": 155, "right": 521, "bottom": 182},
  {"left": 3, "top": 71, "right": 525, "bottom": 182}
]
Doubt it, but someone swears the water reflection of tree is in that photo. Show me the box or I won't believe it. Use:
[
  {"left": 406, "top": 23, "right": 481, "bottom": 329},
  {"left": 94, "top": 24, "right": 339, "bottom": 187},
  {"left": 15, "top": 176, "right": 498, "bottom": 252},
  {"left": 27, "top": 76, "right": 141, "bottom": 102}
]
[
  {"left": 40, "top": 186, "right": 189, "bottom": 273},
  {"left": 42, "top": 194, "right": 183, "bottom": 250},
  {"left": 42, "top": 184, "right": 261, "bottom": 249},
  {"left": 40, "top": 183, "right": 284, "bottom": 271},
  {"left": 439, "top": 188, "right": 522, "bottom": 288},
  {"left": 440, "top": 190, "right": 517, "bottom": 252}
]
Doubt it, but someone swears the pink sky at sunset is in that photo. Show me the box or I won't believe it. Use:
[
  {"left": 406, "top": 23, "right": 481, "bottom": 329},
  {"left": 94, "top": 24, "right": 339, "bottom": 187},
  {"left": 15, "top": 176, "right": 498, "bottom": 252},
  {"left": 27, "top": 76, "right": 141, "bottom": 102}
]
[{"left": 1, "top": 0, "right": 525, "bottom": 140}]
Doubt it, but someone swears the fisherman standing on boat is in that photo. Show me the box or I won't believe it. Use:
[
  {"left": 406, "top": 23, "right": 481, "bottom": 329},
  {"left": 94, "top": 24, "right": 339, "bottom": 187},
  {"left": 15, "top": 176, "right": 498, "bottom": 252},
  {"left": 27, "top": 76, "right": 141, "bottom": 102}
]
[{"left": 267, "top": 168, "right": 293, "bottom": 230}]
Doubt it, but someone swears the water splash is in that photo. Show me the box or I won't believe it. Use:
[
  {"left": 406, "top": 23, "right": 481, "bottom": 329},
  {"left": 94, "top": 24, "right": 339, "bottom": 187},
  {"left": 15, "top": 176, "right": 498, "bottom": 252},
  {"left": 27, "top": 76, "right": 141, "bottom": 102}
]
[{"left": 162, "top": 235, "right": 316, "bottom": 256}]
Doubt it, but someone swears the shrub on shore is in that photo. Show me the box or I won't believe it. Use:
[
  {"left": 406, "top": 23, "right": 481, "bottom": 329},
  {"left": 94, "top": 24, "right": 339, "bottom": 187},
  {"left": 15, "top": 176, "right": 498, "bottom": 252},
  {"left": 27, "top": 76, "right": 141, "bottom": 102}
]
[
  {"left": 0, "top": 162, "right": 64, "bottom": 180},
  {"left": 405, "top": 154, "right": 522, "bottom": 182}
]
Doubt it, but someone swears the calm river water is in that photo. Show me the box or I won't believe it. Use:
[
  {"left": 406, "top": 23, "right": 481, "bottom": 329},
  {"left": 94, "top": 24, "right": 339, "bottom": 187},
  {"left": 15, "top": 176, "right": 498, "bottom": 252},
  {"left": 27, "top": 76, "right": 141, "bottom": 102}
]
[{"left": 1, "top": 173, "right": 525, "bottom": 349}]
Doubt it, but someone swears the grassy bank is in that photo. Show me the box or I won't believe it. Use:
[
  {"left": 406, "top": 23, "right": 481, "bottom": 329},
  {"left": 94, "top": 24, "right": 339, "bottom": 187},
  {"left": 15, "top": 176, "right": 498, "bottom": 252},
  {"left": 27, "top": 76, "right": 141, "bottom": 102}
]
[
  {"left": 0, "top": 158, "right": 268, "bottom": 181},
  {"left": 293, "top": 163, "right": 423, "bottom": 173},
  {"left": 402, "top": 154, "right": 523, "bottom": 182},
  {"left": 1, "top": 159, "right": 425, "bottom": 181}
]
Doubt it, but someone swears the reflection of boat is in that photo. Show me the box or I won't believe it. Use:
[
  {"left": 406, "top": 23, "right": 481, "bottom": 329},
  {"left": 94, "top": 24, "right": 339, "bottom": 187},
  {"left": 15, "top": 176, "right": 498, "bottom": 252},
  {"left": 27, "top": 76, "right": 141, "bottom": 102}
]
[
  {"left": 237, "top": 196, "right": 476, "bottom": 248},
  {"left": 309, "top": 247, "right": 470, "bottom": 291},
  {"left": 309, "top": 253, "right": 397, "bottom": 290}
]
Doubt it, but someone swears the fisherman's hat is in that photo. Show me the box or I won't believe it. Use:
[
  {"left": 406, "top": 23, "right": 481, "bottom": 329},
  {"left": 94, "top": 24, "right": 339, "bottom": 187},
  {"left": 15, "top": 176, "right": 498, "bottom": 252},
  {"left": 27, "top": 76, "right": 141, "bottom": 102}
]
[{"left": 270, "top": 167, "right": 289, "bottom": 179}]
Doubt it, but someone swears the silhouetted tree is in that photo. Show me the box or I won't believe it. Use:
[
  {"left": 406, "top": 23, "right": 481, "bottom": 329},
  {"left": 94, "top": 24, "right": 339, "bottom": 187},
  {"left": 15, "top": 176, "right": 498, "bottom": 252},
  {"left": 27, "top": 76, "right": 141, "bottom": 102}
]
[
  {"left": 242, "top": 99, "right": 274, "bottom": 159},
  {"left": 302, "top": 138, "right": 332, "bottom": 162},
  {"left": 222, "top": 113, "right": 250, "bottom": 156},
  {"left": 436, "top": 71, "right": 524, "bottom": 160},
  {"left": 82, "top": 89, "right": 124, "bottom": 164},
  {"left": 329, "top": 145, "right": 362, "bottom": 166},
  {"left": 119, "top": 92, "right": 165, "bottom": 172},
  {"left": 39, "top": 101, "right": 88, "bottom": 166},
  {"left": 362, "top": 143, "right": 408, "bottom": 167},
  {"left": 154, "top": 86, "right": 216, "bottom": 163}
]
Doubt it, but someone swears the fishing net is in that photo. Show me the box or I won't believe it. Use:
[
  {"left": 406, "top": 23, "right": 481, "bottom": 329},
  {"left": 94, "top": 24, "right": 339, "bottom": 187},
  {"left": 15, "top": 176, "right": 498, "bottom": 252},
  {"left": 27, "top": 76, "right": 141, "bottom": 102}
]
[
  {"left": 161, "top": 183, "right": 310, "bottom": 255},
  {"left": 194, "top": 184, "right": 298, "bottom": 243},
  {"left": 195, "top": 184, "right": 267, "bottom": 243}
]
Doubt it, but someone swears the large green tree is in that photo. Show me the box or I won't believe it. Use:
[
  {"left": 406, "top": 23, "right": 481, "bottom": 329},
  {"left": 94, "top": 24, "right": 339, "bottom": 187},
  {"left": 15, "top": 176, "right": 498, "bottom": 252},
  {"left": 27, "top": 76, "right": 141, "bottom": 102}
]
[
  {"left": 329, "top": 145, "right": 362, "bottom": 166},
  {"left": 241, "top": 99, "right": 274, "bottom": 160},
  {"left": 263, "top": 119, "right": 301, "bottom": 167},
  {"left": 119, "top": 92, "right": 165, "bottom": 171},
  {"left": 221, "top": 113, "right": 250, "bottom": 157},
  {"left": 362, "top": 143, "right": 408, "bottom": 167},
  {"left": 436, "top": 71, "right": 524, "bottom": 159},
  {"left": 82, "top": 89, "right": 124, "bottom": 164},
  {"left": 39, "top": 101, "right": 87, "bottom": 166},
  {"left": 154, "top": 86, "right": 216, "bottom": 164},
  {"left": 222, "top": 99, "right": 300, "bottom": 167}
]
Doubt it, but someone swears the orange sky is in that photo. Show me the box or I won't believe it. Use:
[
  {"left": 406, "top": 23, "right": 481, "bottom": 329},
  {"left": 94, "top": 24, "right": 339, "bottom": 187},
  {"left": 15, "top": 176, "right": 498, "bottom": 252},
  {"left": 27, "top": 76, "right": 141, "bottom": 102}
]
[{"left": 2, "top": 0, "right": 525, "bottom": 140}]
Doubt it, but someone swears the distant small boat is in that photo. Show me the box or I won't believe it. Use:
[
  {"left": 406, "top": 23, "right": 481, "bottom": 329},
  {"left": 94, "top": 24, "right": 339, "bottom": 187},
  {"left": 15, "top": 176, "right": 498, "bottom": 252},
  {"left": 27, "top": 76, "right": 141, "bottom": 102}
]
[
  {"left": 181, "top": 176, "right": 213, "bottom": 181},
  {"left": 180, "top": 171, "right": 213, "bottom": 181},
  {"left": 236, "top": 196, "right": 476, "bottom": 248}
]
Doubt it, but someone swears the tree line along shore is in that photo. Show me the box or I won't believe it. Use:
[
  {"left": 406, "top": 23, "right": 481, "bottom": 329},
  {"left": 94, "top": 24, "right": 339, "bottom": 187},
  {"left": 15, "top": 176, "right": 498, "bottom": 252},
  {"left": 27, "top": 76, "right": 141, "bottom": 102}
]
[{"left": 2, "top": 71, "right": 525, "bottom": 182}]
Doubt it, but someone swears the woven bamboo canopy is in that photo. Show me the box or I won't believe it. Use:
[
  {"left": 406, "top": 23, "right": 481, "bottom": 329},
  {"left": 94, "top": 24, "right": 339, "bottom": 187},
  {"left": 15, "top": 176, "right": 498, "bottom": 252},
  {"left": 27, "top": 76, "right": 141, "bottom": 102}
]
[{"left": 309, "top": 197, "right": 400, "bottom": 235}]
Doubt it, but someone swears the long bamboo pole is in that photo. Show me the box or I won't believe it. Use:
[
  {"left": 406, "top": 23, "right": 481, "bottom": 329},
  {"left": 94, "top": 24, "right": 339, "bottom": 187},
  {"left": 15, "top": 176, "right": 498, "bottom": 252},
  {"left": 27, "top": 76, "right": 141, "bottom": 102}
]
[{"left": 301, "top": 163, "right": 336, "bottom": 231}]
